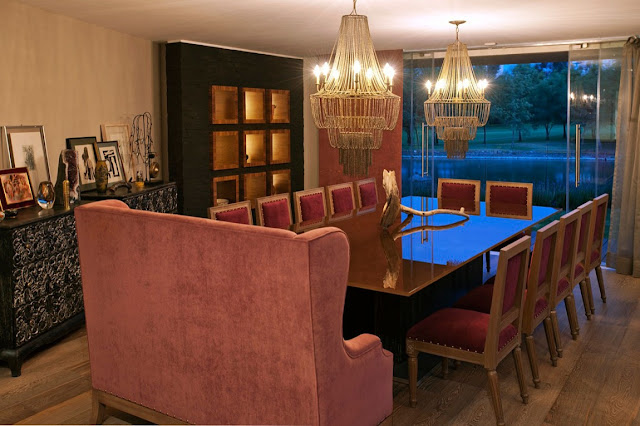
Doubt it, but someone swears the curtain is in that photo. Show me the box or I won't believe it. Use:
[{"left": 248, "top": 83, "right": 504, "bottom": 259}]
[{"left": 607, "top": 37, "right": 640, "bottom": 276}]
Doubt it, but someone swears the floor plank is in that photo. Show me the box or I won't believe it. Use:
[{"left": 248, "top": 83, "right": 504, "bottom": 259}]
[{"left": 0, "top": 267, "right": 639, "bottom": 425}]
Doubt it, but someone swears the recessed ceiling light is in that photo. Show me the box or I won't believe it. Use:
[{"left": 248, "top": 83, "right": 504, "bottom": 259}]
[{"left": 484, "top": 42, "right": 497, "bottom": 46}]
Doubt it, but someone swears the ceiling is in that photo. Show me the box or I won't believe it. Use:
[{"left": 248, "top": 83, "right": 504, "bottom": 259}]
[{"left": 19, "top": 0, "right": 640, "bottom": 57}]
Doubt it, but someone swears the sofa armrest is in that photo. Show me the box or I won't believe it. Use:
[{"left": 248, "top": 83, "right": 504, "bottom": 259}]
[{"left": 344, "top": 333, "right": 390, "bottom": 359}]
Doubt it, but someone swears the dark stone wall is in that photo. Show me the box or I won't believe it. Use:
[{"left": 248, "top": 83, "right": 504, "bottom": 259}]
[{"left": 166, "top": 42, "right": 304, "bottom": 217}]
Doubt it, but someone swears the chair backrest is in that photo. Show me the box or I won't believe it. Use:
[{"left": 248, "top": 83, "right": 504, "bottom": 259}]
[
  {"left": 256, "top": 193, "right": 292, "bottom": 229},
  {"left": 294, "top": 187, "right": 327, "bottom": 223},
  {"left": 576, "top": 200, "right": 594, "bottom": 267},
  {"left": 485, "top": 235, "right": 531, "bottom": 359},
  {"left": 207, "top": 200, "right": 253, "bottom": 225},
  {"left": 355, "top": 178, "right": 378, "bottom": 208},
  {"left": 326, "top": 182, "right": 356, "bottom": 215},
  {"left": 486, "top": 181, "right": 533, "bottom": 220},
  {"left": 75, "top": 200, "right": 368, "bottom": 425},
  {"left": 588, "top": 193, "right": 609, "bottom": 269},
  {"left": 524, "top": 220, "right": 560, "bottom": 331},
  {"left": 555, "top": 208, "right": 581, "bottom": 297},
  {"left": 437, "top": 178, "right": 481, "bottom": 214}
]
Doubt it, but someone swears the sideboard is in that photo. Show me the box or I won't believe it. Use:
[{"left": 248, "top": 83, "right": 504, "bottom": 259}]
[{"left": 0, "top": 182, "right": 177, "bottom": 376}]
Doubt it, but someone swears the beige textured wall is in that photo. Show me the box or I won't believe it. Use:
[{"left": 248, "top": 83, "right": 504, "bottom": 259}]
[{"left": 0, "top": 0, "right": 161, "bottom": 181}]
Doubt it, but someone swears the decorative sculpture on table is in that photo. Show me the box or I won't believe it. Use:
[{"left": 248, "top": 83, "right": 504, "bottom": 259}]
[
  {"left": 380, "top": 169, "right": 469, "bottom": 229},
  {"left": 130, "top": 112, "right": 158, "bottom": 185},
  {"left": 54, "top": 149, "right": 80, "bottom": 205}
]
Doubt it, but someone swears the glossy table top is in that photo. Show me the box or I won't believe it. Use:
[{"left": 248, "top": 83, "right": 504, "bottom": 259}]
[{"left": 297, "top": 197, "right": 560, "bottom": 297}]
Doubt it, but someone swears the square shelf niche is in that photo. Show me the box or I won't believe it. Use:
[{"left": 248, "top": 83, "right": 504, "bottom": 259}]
[
  {"left": 243, "top": 130, "right": 266, "bottom": 167},
  {"left": 269, "top": 170, "right": 291, "bottom": 195},
  {"left": 244, "top": 172, "right": 267, "bottom": 208},
  {"left": 212, "top": 175, "right": 239, "bottom": 206},
  {"left": 268, "top": 89, "right": 290, "bottom": 123},
  {"left": 211, "top": 131, "right": 239, "bottom": 170},
  {"left": 269, "top": 129, "right": 290, "bottom": 164},
  {"left": 211, "top": 85, "right": 238, "bottom": 124},
  {"left": 242, "top": 88, "right": 265, "bottom": 123}
]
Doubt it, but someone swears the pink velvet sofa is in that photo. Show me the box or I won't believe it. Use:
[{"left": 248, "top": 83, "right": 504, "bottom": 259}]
[{"left": 75, "top": 200, "right": 393, "bottom": 425}]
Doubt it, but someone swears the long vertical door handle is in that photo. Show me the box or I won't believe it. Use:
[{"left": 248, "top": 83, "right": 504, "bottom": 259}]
[
  {"left": 421, "top": 123, "right": 426, "bottom": 177},
  {"left": 575, "top": 124, "right": 581, "bottom": 187}
]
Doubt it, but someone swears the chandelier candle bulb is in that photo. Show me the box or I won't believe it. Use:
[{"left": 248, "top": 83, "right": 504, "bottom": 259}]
[{"left": 426, "top": 80, "right": 432, "bottom": 95}]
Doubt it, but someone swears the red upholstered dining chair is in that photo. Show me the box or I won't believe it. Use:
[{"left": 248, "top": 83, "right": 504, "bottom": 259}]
[
  {"left": 294, "top": 188, "right": 327, "bottom": 223},
  {"left": 207, "top": 200, "right": 253, "bottom": 225},
  {"left": 548, "top": 208, "right": 581, "bottom": 359},
  {"left": 437, "top": 178, "right": 481, "bottom": 214},
  {"left": 406, "top": 236, "right": 531, "bottom": 426},
  {"left": 573, "top": 201, "right": 595, "bottom": 320},
  {"left": 453, "top": 221, "right": 561, "bottom": 388},
  {"left": 256, "top": 193, "right": 292, "bottom": 229},
  {"left": 326, "top": 182, "right": 356, "bottom": 215},
  {"left": 584, "top": 194, "right": 609, "bottom": 310},
  {"left": 355, "top": 178, "right": 378, "bottom": 208},
  {"left": 486, "top": 181, "right": 534, "bottom": 220}
]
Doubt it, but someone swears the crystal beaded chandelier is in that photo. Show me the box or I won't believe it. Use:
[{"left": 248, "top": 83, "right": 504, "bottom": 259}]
[
  {"left": 424, "top": 21, "right": 490, "bottom": 159},
  {"left": 310, "top": 0, "right": 401, "bottom": 176}
]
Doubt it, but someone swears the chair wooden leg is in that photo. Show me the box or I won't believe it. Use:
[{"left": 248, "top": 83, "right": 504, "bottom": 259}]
[
  {"left": 91, "top": 390, "right": 108, "bottom": 425},
  {"left": 512, "top": 346, "right": 529, "bottom": 403},
  {"left": 550, "top": 309, "right": 563, "bottom": 358},
  {"left": 408, "top": 351, "right": 418, "bottom": 408},
  {"left": 486, "top": 369, "right": 505, "bottom": 426},
  {"left": 543, "top": 316, "right": 558, "bottom": 366},
  {"left": 486, "top": 251, "right": 491, "bottom": 272},
  {"left": 579, "top": 280, "right": 592, "bottom": 320},
  {"left": 441, "top": 357, "right": 449, "bottom": 379},
  {"left": 596, "top": 265, "right": 607, "bottom": 303},
  {"left": 565, "top": 294, "right": 580, "bottom": 340},
  {"left": 585, "top": 275, "right": 595, "bottom": 314},
  {"left": 524, "top": 335, "right": 541, "bottom": 388}
]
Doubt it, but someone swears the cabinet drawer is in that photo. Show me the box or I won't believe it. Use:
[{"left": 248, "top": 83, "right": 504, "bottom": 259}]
[{"left": 11, "top": 215, "right": 77, "bottom": 267}]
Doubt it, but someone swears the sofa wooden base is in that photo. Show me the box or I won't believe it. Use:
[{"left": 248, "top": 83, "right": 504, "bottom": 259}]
[{"left": 92, "top": 389, "right": 189, "bottom": 425}]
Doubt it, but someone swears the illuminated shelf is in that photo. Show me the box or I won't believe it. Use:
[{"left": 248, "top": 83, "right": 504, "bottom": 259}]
[
  {"left": 212, "top": 175, "right": 239, "bottom": 206},
  {"left": 242, "top": 88, "right": 265, "bottom": 123},
  {"left": 211, "top": 131, "right": 239, "bottom": 170},
  {"left": 210, "top": 85, "right": 238, "bottom": 124},
  {"left": 269, "top": 130, "right": 290, "bottom": 164},
  {"left": 243, "top": 130, "right": 267, "bottom": 167},
  {"left": 269, "top": 170, "right": 291, "bottom": 195},
  {"left": 268, "top": 89, "right": 290, "bottom": 123},
  {"left": 243, "top": 172, "right": 267, "bottom": 208}
]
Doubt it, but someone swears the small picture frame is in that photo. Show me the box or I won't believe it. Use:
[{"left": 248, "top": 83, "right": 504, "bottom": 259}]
[
  {"left": 0, "top": 167, "right": 35, "bottom": 210},
  {"left": 101, "top": 123, "right": 133, "bottom": 181},
  {"left": 67, "top": 137, "right": 99, "bottom": 192},
  {"left": 2, "top": 125, "right": 50, "bottom": 195},
  {"left": 96, "top": 141, "right": 127, "bottom": 185}
]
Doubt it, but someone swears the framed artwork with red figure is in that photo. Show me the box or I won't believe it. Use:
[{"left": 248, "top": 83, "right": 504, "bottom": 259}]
[{"left": 0, "top": 167, "right": 36, "bottom": 210}]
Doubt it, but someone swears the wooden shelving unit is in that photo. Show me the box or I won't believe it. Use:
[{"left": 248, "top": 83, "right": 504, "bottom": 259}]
[
  {"left": 211, "top": 131, "right": 239, "bottom": 170},
  {"left": 243, "top": 130, "right": 266, "bottom": 167},
  {"left": 212, "top": 175, "right": 239, "bottom": 206},
  {"left": 268, "top": 89, "right": 290, "bottom": 123},
  {"left": 243, "top": 172, "right": 267, "bottom": 208},
  {"left": 242, "top": 88, "right": 265, "bottom": 124},
  {"left": 269, "top": 169, "right": 291, "bottom": 195},
  {"left": 210, "top": 85, "right": 238, "bottom": 124},
  {"left": 270, "top": 129, "right": 290, "bottom": 165}
]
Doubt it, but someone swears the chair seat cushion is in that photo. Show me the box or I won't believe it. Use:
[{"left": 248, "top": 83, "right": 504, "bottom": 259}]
[
  {"left": 557, "top": 277, "right": 570, "bottom": 295},
  {"left": 575, "top": 262, "right": 584, "bottom": 277},
  {"left": 591, "top": 249, "right": 601, "bottom": 265},
  {"left": 534, "top": 297, "right": 548, "bottom": 319},
  {"left": 407, "top": 308, "right": 518, "bottom": 354},
  {"left": 359, "top": 182, "right": 378, "bottom": 207},
  {"left": 300, "top": 193, "right": 325, "bottom": 221},
  {"left": 215, "top": 207, "right": 250, "bottom": 225},
  {"left": 332, "top": 187, "right": 354, "bottom": 213},
  {"left": 261, "top": 199, "right": 290, "bottom": 229}
]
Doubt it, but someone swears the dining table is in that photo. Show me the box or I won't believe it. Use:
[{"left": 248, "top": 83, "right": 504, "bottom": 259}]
[{"left": 294, "top": 196, "right": 560, "bottom": 374}]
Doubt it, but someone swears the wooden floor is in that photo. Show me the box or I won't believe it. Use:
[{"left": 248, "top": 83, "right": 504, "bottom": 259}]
[{"left": 1, "top": 266, "right": 640, "bottom": 425}]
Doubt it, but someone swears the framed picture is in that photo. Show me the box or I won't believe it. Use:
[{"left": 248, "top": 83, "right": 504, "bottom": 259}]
[
  {"left": 96, "top": 141, "right": 127, "bottom": 185},
  {"left": 2, "top": 125, "right": 50, "bottom": 195},
  {"left": 67, "top": 137, "right": 98, "bottom": 192},
  {"left": 101, "top": 123, "right": 133, "bottom": 181},
  {"left": 0, "top": 167, "right": 35, "bottom": 210}
]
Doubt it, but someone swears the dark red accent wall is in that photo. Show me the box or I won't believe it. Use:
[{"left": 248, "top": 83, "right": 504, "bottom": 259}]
[{"left": 318, "top": 49, "right": 403, "bottom": 200}]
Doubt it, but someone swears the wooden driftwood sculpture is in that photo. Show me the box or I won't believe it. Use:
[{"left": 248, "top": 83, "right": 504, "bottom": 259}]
[{"left": 380, "top": 169, "right": 470, "bottom": 229}]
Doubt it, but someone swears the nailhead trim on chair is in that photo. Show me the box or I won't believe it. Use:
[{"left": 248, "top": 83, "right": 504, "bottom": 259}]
[{"left": 408, "top": 334, "right": 517, "bottom": 354}]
